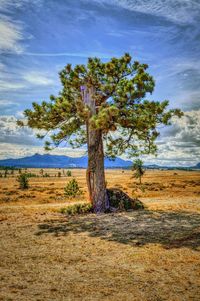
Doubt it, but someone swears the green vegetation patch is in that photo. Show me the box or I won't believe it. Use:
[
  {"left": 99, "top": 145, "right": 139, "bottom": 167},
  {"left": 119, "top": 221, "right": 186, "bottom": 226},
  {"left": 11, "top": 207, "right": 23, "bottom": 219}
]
[
  {"left": 107, "top": 188, "right": 144, "bottom": 211},
  {"left": 60, "top": 203, "right": 93, "bottom": 215},
  {"left": 17, "top": 173, "right": 29, "bottom": 189},
  {"left": 64, "top": 178, "right": 82, "bottom": 197}
]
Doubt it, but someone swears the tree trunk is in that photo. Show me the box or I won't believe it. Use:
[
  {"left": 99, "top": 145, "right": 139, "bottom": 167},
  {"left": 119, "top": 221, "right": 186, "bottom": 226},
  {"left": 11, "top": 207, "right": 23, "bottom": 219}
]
[
  {"left": 86, "top": 128, "right": 108, "bottom": 213},
  {"left": 82, "top": 85, "right": 107, "bottom": 213}
]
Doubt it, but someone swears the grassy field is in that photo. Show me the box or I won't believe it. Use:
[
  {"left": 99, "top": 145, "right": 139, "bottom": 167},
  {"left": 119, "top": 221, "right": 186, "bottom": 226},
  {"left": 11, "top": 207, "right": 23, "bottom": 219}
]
[{"left": 0, "top": 169, "right": 200, "bottom": 300}]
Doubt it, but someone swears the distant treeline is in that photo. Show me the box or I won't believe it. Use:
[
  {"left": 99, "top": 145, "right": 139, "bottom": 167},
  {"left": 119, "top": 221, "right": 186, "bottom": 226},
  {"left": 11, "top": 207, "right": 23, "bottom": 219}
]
[
  {"left": 0, "top": 166, "right": 18, "bottom": 170},
  {"left": 0, "top": 165, "right": 198, "bottom": 171}
]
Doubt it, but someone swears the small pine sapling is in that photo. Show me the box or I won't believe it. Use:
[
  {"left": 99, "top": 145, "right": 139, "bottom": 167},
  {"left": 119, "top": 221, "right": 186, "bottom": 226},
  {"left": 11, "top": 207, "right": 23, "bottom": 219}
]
[
  {"left": 132, "top": 159, "right": 145, "bottom": 184},
  {"left": 17, "top": 173, "right": 29, "bottom": 189},
  {"left": 64, "top": 178, "right": 82, "bottom": 197}
]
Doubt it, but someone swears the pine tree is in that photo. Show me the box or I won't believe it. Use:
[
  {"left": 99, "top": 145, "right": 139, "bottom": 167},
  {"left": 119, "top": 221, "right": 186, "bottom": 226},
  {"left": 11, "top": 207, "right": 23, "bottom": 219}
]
[
  {"left": 132, "top": 159, "right": 145, "bottom": 184},
  {"left": 17, "top": 173, "right": 29, "bottom": 189},
  {"left": 18, "top": 53, "right": 182, "bottom": 213}
]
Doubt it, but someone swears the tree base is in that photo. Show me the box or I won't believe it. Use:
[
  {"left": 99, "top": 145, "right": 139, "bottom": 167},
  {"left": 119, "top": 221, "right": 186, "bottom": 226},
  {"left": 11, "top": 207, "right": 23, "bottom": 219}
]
[{"left": 106, "top": 188, "right": 144, "bottom": 212}]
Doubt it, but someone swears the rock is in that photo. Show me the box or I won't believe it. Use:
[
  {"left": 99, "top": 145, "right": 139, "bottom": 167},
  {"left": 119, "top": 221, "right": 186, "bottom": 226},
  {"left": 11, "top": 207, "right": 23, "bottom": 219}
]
[{"left": 106, "top": 188, "right": 144, "bottom": 211}]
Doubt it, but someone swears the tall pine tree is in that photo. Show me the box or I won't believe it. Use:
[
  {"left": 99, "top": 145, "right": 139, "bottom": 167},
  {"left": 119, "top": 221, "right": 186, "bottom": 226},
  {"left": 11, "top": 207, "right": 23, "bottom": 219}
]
[{"left": 18, "top": 53, "right": 182, "bottom": 212}]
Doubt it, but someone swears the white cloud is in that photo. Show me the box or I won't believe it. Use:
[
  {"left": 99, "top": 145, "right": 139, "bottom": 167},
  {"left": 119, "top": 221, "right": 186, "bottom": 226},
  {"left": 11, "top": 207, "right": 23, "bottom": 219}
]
[
  {"left": 111, "top": 0, "right": 200, "bottom": 24},
  {"left": 0, "top": 0, "right": 43, "bottom": 11},
  {"left": 0, "top": 99, "right": 19, "bottom": 107},
  {"left": 0, "top": 62, "right": 5, "bottom": 70},
  {"left": 0, "top": 66, "right": 55, "bottom": 91},
  {"left": 0, "top": 99, "right": 19, "bottom": 114},
  {"left": 23, "top": 71, "right": 54, "bottom": 86},
  {"left": 173, "top": 90, "right": 200, "bottom": 112},
  {"left": 23, "top": 51, "right": 118, "bottom": 58},
  {"left": 0, "top": 143, "right": 85, "bottom": 160},
  {"left": 0, "top": 0, "right": 42, "bottom": 54},
  {"left": 0, "top": 80, "right": 25, "bottom": 91},
  {"left": 0, "top": 115, "right": 36, "bottom": 145},
  {"left": 0, "top": 115, "right": 86, "bottom": 159},
  {"left": 0, "top": 111, "right": 199, "bottom": 166},
  {"left": 143, "top": 110, "right": 200, "bottom": 166},
  {"left": 156, "top": 58, "right": 200, "bottom": 81},
  {"left": 165, "top": 111, "right": 200, "bottom": 145},
  {"left": 0, "top": 16, "right": 24, "bottom": 53}
]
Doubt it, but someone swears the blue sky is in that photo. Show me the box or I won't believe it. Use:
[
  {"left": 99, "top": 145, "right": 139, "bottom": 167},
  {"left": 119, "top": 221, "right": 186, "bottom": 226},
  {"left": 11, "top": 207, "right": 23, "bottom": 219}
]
[{"left": 0, "top": 0, "right": 200, "bottom": 166}]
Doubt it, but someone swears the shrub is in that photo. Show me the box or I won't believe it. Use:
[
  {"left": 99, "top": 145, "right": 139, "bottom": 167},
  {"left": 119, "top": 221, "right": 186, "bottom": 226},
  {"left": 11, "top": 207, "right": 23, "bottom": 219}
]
[
  {"left": 43, "top": 173, "right": 50, "bottom": 177},
  {"left": 60, "top": 203, "right": 93, "bottom": 215},
  {"left": 66, "top": 170, "right": 72, "bottom": 177},
  {"left": 64, "top": 178, "right": 82, "bottom": 197},
  {"left": 58, "top": 171, "right": 61, "bottom": 177},
  {"left": 17, "top": 173, "right": 29, "bottom": 189},
  {"left": 26, "top": 172, "right": 37, "bottom": 178},
  {"left": 106, "top": 188, "right": 144, "bottom": 211},
  {"left": 132, "top": 159, "right": 145, "bottom": 184}
]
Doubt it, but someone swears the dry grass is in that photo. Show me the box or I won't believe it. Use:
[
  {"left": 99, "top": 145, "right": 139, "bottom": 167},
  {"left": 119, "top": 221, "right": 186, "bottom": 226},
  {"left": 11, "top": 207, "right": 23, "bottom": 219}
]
[{"left": 0, "top": 169, "right": 200, "bottom": 300}]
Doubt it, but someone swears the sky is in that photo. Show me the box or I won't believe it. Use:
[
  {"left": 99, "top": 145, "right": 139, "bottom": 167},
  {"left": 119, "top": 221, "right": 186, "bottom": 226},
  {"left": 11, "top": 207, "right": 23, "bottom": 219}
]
[{"left": 0, "top": 0, "right": 200, "bottom": 166}]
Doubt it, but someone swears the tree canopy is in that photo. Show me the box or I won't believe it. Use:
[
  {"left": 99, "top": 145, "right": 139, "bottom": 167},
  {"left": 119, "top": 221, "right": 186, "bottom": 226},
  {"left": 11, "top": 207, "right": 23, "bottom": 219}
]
[{"left": 18, "top": 53, "right": 182, "bottom": 158}]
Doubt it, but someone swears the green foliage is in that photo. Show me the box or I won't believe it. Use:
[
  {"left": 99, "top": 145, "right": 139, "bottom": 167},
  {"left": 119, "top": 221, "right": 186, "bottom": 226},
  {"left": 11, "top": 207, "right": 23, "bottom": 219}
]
[
  {"left": 19, "top": 53, "right": 182, "bottom": 158},
  {"left": 106, "top": 188, "right": 144, "bottom": 211},
  {"left": 17, "top": 173, "right": 29, "bottom": 189},
  {"left": 0, "top": 166, "right": 17, "bottom": 170},
  {"left": 132, "top": 159, "right": 145, "bottom": 184},
  {"left": 64, "top": 178, "right": 82, "bottom": 197},
  {"left": 134, "top": 200, "right": 145, "bottom": 210},
  {"left": 43, "top": 173, "right": 50, "bottom": 177},
  {"left": 60, "top": 203, "right": 93, "bottom": 215},
  {"left": 66, "top": 170, "right": 72, "bottom": 177},
  {"left": 25, "top": 172, "right": 37, "bottom": 178}
]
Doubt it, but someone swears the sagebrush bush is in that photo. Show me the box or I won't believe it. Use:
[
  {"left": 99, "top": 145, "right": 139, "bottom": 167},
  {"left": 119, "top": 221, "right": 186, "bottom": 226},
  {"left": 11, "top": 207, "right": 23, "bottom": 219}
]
[
  {"left": 64, "top": 178, "right": 82, "bottom": 197},
  {"left": 66, "top": 170, "right": 72, "bottom": 177},
  {"left": 60, "top": 203, "right": 93, "bottom": 215},
  {"left": 17, "top": 173, "right": 29, "bottom": 189},
  {"left": 25, "top": 172, "right": 37, "bottom": 178},
  {"left": 43, "top": 173, "right": 50, "bottom": 177}
]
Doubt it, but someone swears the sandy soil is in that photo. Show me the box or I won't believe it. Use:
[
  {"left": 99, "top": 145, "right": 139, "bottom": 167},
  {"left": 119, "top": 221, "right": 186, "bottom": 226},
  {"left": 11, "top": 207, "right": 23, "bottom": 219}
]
[{"left": 0, "top": 169, "right": 200, "bottom": 300}]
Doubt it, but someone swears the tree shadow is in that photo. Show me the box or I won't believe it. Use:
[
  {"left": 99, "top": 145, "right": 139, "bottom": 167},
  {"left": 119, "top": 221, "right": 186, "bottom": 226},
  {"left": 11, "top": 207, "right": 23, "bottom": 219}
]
[{"left": 36, "top": 210, "right": 200, "bottom": 250}]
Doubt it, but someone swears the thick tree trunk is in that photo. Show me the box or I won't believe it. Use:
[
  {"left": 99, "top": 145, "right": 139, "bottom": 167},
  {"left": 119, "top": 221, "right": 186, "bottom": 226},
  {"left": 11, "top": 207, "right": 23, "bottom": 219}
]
[
  {"left": 86, "top": 129, "right": 108, "bottom": 213},
  {"left": 82, "top": 85, "right": 107, "bottom": 213}
]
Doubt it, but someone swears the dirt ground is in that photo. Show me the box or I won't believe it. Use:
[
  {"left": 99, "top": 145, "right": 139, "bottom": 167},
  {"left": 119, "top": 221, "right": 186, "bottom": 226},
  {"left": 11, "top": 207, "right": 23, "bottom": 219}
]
[{"left": 0, "top": 169, "right": 200, "bottom": 300}]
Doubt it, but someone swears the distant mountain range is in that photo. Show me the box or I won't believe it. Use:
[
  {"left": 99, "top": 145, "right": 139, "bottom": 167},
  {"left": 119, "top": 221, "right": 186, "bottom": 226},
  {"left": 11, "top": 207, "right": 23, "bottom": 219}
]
[
  {"left": 195, "top": 162, "right": 200, "bottom": 169},
  {"left": 0, "top": 153, "right": 132, "bottom": 168},
  {"left": 0, "top": 153, "right": 199, "bottom": 169}
]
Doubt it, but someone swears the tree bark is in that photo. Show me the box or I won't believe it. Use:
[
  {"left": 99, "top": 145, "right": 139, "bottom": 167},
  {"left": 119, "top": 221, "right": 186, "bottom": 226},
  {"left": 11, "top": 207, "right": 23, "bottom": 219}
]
[
  {"left": 82, "top": 85, "right": 107, "bottom": 213},
  {"left": 86, "top": 128, "right": 108, "bottom": 213}
]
